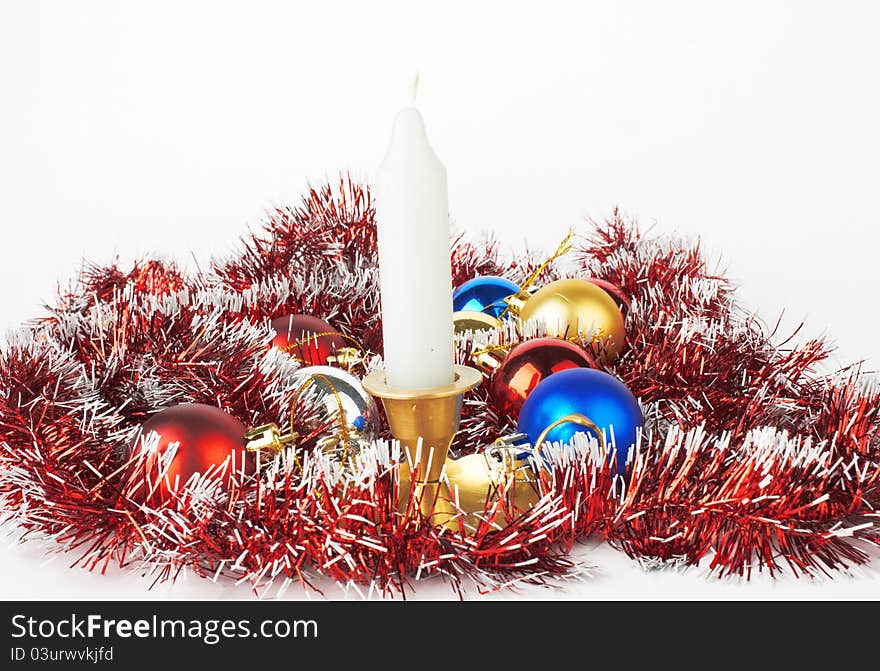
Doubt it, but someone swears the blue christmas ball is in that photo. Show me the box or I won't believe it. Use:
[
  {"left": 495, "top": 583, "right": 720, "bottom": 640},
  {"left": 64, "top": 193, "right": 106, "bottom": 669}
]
[
  {"left": 516, "top": 368, "right": 643, "bottom": 472},
  {"left": 452, "top": 276, "right": 520, "bottom": 320}
]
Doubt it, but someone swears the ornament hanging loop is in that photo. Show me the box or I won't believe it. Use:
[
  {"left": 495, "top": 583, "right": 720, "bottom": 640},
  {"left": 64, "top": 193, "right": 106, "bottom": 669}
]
[
  {"left": 290, "top": 372, "right": 354, "bottom": 463},
  {"left": 501, "top": 228, "right": 575, "bottom": 318},
  {"left": 534, "top": 413, "right": 605, "bottom": 457}
]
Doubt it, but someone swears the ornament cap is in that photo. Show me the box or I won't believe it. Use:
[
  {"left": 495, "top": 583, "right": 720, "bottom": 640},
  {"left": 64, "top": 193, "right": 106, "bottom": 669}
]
[
  {"left": 502, "top": 289, "right": 532, "bottom": 316},
  {"left": 245, "top": 423, "right": 298, "bottom": 455},
  {"left": 325, "top": 346, "right": 365, "bottom": 370}
]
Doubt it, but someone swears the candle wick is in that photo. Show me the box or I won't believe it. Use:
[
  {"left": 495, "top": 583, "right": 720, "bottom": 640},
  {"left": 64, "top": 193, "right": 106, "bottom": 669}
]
[{"left": 409, "top": 71, "right": 420, "bottom": 107}]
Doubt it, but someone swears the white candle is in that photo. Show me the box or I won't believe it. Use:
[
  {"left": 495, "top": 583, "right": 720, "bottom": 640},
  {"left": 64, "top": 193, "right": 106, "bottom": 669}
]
[{"left": 375, "top": 105, "right": 455, "bottom": 389}]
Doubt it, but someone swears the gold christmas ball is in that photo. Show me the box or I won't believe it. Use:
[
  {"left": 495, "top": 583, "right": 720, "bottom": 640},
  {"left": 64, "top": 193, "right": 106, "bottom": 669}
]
[
  {"left": 453, "top": 310, "right": 502, "bottom": 334},
  {"left": 444, "top": 449, "right": 540, "bottom": 531},
  {"left": 397, "top": 449, "right": 540, "bottom": 533},
  {"left": 519, "top": 278, "right": 626, "bottom": 361}
]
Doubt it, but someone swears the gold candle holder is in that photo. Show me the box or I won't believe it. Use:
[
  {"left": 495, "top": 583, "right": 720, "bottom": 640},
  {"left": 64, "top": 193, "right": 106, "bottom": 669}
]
[{"left": 362, "top": 364, "right": 482, "bottom": 528}]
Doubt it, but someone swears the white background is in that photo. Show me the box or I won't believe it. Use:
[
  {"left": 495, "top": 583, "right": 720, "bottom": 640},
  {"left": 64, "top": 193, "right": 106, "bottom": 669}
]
[{"left": 1, "top": 1, "right": 878, "bottom": 600}]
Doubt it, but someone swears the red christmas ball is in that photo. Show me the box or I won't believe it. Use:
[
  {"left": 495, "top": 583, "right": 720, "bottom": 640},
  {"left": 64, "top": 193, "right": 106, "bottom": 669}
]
[
  {"left": 271, "top": 314, "right": 346, "bottom": 366},
  {"left": 489, "top": 338, "right": 595, "bottom": 416},
  {"left": 125, "top": 404, "right": 251, "bottom": 503}
]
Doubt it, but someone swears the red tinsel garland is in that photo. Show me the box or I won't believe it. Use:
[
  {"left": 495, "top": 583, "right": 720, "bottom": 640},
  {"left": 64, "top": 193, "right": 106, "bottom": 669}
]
[{"left": 1, "top": 177, "right": 878, "bottom": 597}]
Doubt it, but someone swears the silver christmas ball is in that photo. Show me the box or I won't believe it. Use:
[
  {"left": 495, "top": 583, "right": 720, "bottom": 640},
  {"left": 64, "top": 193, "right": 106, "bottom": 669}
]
[{"left": 291, "top": 365, "right": 379, "bottom": 453}]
